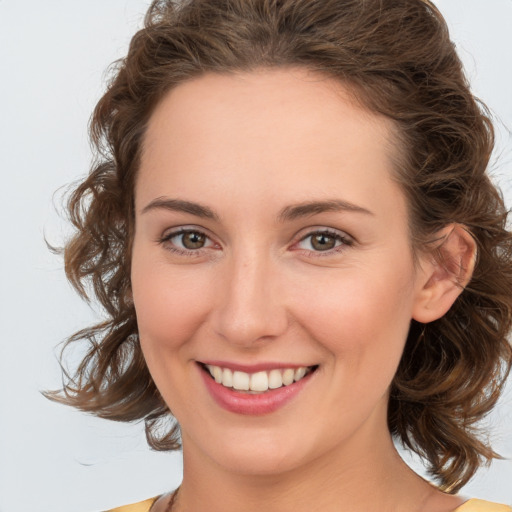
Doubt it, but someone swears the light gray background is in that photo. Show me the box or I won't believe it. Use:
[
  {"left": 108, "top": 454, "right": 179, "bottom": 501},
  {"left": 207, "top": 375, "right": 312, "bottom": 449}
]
[{"left": 0, "top": 1, "right": 511, "bottom": 511}]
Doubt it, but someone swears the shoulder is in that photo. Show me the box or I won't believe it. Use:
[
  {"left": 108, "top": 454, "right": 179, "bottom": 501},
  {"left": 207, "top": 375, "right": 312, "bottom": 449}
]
[
  {"left": 104, "top": 496, "right": 159, "bottom": 512},
  {"left": 455, "top": 499, "right": 512, "bottom": 512},
  {"left": 102, "top": 496, "right": 512, "bottom": 512}
]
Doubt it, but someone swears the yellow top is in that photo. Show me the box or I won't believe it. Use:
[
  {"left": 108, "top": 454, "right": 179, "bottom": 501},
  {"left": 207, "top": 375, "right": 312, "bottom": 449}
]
[
  {"left": 456, "top": 500, "right": 512, "bottom": 512},
  {"left": 105, "top": 497, "right": 512, "bottom": 512},
  {"left": 105, "top": 497, "right": 158, "bottom": 512}
]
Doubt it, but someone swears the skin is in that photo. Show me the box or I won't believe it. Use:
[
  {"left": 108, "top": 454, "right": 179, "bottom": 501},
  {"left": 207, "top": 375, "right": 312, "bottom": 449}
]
[{"left": 131, "top": 68, "right": 475, "bottom": 512}]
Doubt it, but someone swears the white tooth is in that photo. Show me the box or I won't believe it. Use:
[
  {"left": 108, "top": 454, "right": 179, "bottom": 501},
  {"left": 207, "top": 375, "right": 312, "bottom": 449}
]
[
  {"left": 212, "top": 365, "right": 223, "bottom": 383},
  {"left": 282, "top": 368, "right": 295, "bottom": 386},
  {"left": 222, "top": 368, "right": 233, "bottom": 387},
  {"left": 233, "top": 371, "right": 250, "bottom": 391},
  {"left": 268, "top": 369, "right": 283, "bottom": 389},
  {"left": 206, "top": 365, "right": 215, "bottom": 377},
  {"left": 250, "top": 371, "right": 269, "bottom": 392},
  {"left": 294, "top": 367, "right": 307, "bottom": 381}
]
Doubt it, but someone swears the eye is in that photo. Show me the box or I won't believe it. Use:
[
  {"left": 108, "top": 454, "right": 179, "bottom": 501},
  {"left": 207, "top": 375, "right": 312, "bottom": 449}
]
[
  {"left": 179, "top": 231, "right": 207, "bottom": 249},
  {"left": 159, "top": 228, "right": 216, "bottom": 253},
  {"left": 295, "top": 229, "right": 353, "bottom": 253}
]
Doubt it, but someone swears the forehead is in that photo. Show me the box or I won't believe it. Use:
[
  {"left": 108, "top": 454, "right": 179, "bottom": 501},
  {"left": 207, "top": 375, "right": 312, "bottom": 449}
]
[{"left": 137, "top": 68, "right": 403, "bottom": 217}]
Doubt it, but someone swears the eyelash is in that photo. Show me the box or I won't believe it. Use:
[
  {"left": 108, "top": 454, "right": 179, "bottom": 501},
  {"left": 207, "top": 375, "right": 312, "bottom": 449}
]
[
  {"left": 158, "top": 227, "right": 354, "bottom": 257},
  {"left": 294, "top": 229, "right": 354, "bottom": 257},
  {"left": 159, "top": 228, "right": 217, "bottom": 257}
]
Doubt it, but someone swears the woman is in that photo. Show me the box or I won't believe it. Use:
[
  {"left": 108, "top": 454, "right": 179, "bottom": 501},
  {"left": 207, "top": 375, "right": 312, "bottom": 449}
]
[{"left": 48, "top": 0, "right": 512, "bottom": 510}]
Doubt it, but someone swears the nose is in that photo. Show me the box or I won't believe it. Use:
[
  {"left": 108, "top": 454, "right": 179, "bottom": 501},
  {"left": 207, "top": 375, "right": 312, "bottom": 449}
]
[{"left": 212, "top": 250, "right": 289, "bottom": 347}]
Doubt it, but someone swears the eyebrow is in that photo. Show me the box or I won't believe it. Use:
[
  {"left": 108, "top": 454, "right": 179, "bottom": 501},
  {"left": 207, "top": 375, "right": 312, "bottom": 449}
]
[
  {"left": 277, "top": 200, "right": 374, "bottom": 222},
  {"left": 141, "top": 197, "right": 373, "bottom": 221},
  {"left": 141, "top": 197, "right": 219, "bottom": 220}
]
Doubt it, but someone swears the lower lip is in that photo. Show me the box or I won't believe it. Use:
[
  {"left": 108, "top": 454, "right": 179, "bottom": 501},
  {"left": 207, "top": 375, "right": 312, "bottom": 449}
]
[{"left": 199, "top": 366, "right": 314, "bottom": 415}]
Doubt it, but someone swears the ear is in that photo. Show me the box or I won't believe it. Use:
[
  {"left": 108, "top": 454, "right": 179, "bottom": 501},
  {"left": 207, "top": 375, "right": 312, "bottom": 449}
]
[{"left": 412, "top": 224, "right": 477, "bottom": 324}]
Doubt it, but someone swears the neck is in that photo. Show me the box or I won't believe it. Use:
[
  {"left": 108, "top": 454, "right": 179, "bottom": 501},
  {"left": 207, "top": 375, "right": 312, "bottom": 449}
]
[{"left": 174, "top": 422, "right": 436, "bottom": 512}]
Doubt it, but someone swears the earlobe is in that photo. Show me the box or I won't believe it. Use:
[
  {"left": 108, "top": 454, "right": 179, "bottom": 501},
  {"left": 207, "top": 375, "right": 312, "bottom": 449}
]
[{"left": 412, "top": 224, "right": 477, "bottom": 324}]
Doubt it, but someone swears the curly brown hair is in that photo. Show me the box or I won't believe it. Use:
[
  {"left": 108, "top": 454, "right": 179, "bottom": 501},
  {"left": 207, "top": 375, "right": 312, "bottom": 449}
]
[{"left": 47, "top": 0, "right": 512, "bottom": 493}]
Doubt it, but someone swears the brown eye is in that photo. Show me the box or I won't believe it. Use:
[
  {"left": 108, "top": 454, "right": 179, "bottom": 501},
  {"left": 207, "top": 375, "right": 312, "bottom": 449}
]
[
  {"left": 181, "top": 231, "right": 206, "bottom": 249},
  {"left": 310, "top": 233, "right": 336, "bottom": 251},
  {"left": 295, "top": 229, "right": 352, "bottom": 254},
  {"left": 160, "top": 228, "right": 217, "bottom": 255}
]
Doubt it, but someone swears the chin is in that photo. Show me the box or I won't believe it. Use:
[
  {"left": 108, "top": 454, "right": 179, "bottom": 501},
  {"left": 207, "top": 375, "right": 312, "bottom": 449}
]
[
  {"left": 216, "top": 445, "right": 308, "bottom": 477},
  {"left": 182, "top": 423, "right": 318, "bottom": 477}
]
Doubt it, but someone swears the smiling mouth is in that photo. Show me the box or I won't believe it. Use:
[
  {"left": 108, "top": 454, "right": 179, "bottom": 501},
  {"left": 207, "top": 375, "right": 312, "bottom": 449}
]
[{"left": 199, "top": 363, "right": 318, "bottom": 394}]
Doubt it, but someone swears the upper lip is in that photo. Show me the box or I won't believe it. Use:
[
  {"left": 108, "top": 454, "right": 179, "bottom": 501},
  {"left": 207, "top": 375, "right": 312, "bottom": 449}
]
[{"left": 198, "top": 360, "right": 316, "bottom": 373}]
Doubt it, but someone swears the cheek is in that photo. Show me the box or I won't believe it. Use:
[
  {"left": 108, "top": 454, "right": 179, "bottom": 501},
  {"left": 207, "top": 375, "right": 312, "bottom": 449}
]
[
  {"left": 131, "top": 253, "right": 214, "bottom": 353},
  {"left": 289, "top": 265, "right": 415, "bottom": 370}
]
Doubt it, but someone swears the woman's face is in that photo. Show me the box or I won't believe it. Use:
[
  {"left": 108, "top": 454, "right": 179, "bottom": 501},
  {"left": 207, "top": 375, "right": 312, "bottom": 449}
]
[{"left": 131, "top": 68, "right": 431, "bottom": 475}]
